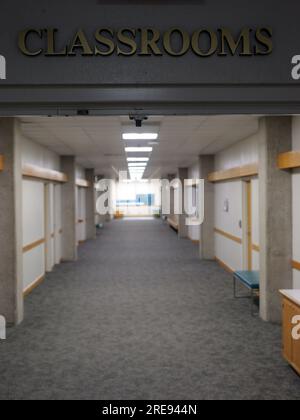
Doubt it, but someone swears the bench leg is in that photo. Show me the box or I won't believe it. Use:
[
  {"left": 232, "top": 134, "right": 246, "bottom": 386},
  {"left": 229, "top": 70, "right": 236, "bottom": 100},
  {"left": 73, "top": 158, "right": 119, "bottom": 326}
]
[
  {"left": 251, "top": 289, "right": 260, "bottom": 317},
  {"left": 234, "top": 277, "right": 260, "bottom": 316},
  {"left": 233, "top": 277, "right": 251, "bottom": 299}
]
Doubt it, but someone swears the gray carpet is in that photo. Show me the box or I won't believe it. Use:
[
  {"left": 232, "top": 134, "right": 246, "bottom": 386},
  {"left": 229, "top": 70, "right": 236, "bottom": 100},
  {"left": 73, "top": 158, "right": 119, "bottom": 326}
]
[{"left": 0, "top": 218, "right": 300, "bottom": 400}]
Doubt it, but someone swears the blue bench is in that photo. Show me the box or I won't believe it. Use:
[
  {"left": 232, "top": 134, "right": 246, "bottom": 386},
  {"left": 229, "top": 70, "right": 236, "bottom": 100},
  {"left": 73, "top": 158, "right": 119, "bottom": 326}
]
[{"left": 233, "top": 271, "right": 260, "bottom": 316}]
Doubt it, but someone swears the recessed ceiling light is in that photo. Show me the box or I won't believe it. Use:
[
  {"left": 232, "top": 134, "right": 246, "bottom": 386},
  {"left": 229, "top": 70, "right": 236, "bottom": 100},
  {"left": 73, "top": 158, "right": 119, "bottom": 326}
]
[
  {"left": 123, "top": 133, "right": 158, "bottom": 140},
  {"left": 127, "top": 157, "right": 149, "bottom": 162},
  {"left": 128, "top": 163, "right": 147, "bottom": 167},
  {"left": 125, "top": 147, "right": 153, "bottom": 153}
]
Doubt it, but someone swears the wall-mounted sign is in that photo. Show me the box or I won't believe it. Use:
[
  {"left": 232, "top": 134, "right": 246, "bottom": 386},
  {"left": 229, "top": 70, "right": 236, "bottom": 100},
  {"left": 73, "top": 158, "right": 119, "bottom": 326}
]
[{"left": 18, "top": 27, "right": 273, "bottom": 58}]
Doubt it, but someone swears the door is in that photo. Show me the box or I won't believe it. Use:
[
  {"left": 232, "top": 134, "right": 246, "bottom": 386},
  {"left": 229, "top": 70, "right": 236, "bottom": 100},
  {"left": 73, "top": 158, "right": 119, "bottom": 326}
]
[
  {"left": 44, "top": 182, "right": 55, "bottom": 272},
  {"left": 54, "top": 183, "right": 62, "bottom": 265}
]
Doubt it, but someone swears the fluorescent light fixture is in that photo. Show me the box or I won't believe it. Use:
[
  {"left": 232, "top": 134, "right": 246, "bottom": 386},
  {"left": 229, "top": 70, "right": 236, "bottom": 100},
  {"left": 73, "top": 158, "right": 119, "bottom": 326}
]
[
  {"left": 127, "top": 157, "right": 149, "bottom": 162},
  {"left": 123, "top": 133, "right": 158, "bottom": 141},
  {"left": 128, "top": 163, "right": 147, "bottom": 167},
  {"left": 125, "top": 147, "right": 153, "bottom": 153}
]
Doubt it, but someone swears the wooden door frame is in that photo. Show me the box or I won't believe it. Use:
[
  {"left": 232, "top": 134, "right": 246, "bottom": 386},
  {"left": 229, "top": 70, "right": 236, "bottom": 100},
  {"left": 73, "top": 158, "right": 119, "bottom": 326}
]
[{"left": 242, "top": 179, "right": 252, "bottom": 270}]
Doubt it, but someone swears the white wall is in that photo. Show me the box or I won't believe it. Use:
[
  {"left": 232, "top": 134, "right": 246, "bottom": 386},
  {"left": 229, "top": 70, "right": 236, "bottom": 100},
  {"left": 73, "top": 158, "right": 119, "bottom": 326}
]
[
  {"left": 21, "top": 136, "right": 60, "bottom": 170},
  {"left": 21, "top": 135, "right": 62, "bottom": 291},
  {"left": 292, "top": 117, "right": 300, "bottom": 288},
  {"left": 215, "top": 134, "right": 259, "bottom": 171},
  {"left": 214, "top": 134, "right": 260, "bottom": 272},
  {"left": 22, "top": 180, "right": 45, "bottom": 290},
  {"left": 77, "top": 186, "right": 87, "bottom": 243}
]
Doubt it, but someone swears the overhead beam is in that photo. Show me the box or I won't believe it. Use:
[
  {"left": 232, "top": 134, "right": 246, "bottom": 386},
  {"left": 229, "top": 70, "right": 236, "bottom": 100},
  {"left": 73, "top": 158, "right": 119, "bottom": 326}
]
[
  {"left": 167, "top": 217, "right": 178, "bottom": 231},
  {"left": 208, "top": 163, "right": 258, "bottom": 183},
  {"left": 278, "top": 151, "right": 300, "bottom": 170},
  {"left": 76, "top": 178, "right": 90, "bottom": 188},
  {"left": 22, "top": 163, "right": 67, "bottom": 183}
]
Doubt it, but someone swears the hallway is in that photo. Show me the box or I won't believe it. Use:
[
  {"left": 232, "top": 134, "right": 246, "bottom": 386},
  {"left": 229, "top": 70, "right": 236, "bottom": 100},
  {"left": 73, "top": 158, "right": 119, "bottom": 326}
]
[{"left": 0, "top": 219, "right": 299, "bottom": 400}]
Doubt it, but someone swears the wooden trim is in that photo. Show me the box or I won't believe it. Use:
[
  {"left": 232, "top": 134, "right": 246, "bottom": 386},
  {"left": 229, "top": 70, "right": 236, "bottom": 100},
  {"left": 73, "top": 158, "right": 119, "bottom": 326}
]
[
  {"left": 215, "top": 257, "right": 234, "bottom": 274},
  {"left": 23, "top": 274, "right": 44, "bottom": 297},
  {"left": 76, "top": 178, "right": 90, "bottom": 188},
  {"left": 278, "top": 151, "right": 300, "bottom": 170},
  {"left": 247, "top": 181, "right": 252, "bottom": 270},
  {"left": 188, "top": 237, "right": 200, "bottom": 245},
  {"left": 167, "top": 217, "right": 179, "bottom": 231},
  {"left": 22, "top": 164, "right": 67, "bottom": 183},
  {"left": 208, "top": 163, "right": 258, "bottom": 183},
  {"left": 23, "top": 238, "right": 45, "bottom": 253},
  {"left": 0, "top": 155, "right": 4, "bottom": 172},
  {"left": 292, "top": 260, "right": 300, "bottom": 271},
  {"left": 252, "top": 243, "right": 260, "bottom": 252},
  {"left": 214, "top": 228, "right": 242, "bottom": 244}
]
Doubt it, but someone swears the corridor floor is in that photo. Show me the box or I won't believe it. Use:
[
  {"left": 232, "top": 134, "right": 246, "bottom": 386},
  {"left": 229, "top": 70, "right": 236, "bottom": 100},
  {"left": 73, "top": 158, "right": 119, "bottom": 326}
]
[{"left": 0, "top": 219, "right": 300, "bottom": 400}]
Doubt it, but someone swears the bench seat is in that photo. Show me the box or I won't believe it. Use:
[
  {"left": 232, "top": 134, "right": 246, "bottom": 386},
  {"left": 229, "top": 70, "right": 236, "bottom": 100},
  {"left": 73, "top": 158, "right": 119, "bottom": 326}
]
[{"left": 234, "top": 271, "right": 260, "bottom": 290}]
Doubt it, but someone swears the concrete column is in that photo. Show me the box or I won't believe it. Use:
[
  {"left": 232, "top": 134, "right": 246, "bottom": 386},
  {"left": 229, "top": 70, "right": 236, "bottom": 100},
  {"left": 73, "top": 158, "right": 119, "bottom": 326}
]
[
  {"left": 164, "top": 174, "right": 176, "bottom": 220},
  {"left": 0, "top": 118, "right": 23, "bottom": 325},
  {"left": 61, "top": 156, "right": 77, "bottom": 261},
  {"left": 178, "top": 168, "right": 188, "bottom": 238},
  {"left": 259, "top": 117, "right": 293, "bottom": 323},
  {"left": 199, "top": 155, "right": 215, "bottom": 260},
  {"left": 85, "top": 169, "right": 96, "bottom": 240}
]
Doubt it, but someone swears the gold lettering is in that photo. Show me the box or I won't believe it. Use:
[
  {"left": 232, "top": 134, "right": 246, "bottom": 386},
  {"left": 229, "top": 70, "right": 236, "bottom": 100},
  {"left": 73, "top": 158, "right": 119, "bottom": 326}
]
[
  {"left": 191, "top": 29, "right": 218, "bottom": 57},
  {"left": 18, "top": 29, "right": 43, "bottom": 56},
  {"left": 17, "top": 26, "right": 273, "bottom": 59},
  {"left": 139, "top": 28, "right": 162, "bottom": 56},
  {"left": 45, "top": 28, "right": 67, "bottom": 56},
  {"left": 95, "top": 29, "right": 115, "bottom": 56},
  {"left": 254, "top": 27, "right": 273, "bottom": 55},
  {"left": 163, "top": 28, "right": 190, "bottom": 56},
  {"left": 68, "top": 29, "right": 93, "bottom": 56},
  {"left": 219, "top": 28, "right": 252, "bottom": 56},
  {"left": 117, "top": 29, "right": 137, "bottom": 56}
]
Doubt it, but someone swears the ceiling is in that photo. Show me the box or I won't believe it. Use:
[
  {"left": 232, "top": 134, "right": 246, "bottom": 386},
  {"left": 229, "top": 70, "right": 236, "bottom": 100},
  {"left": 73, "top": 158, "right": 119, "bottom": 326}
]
[{"left": 19, "top": 115, "right": 259, "bottom": 178}]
